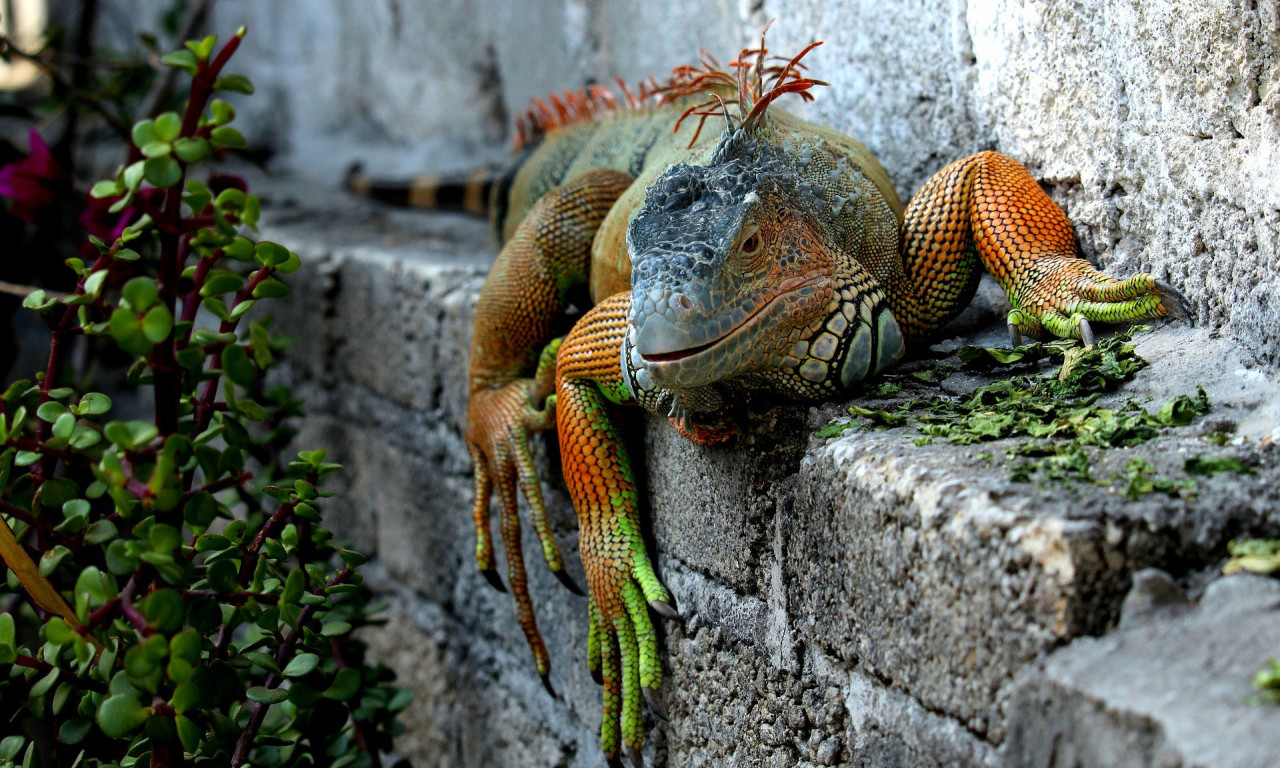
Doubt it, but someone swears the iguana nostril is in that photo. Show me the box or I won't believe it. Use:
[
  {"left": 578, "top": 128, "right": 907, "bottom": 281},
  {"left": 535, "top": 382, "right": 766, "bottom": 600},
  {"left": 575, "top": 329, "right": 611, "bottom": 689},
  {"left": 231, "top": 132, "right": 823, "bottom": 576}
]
[{"left": 670, "top": 293, "right": 695, "bottom": 319}]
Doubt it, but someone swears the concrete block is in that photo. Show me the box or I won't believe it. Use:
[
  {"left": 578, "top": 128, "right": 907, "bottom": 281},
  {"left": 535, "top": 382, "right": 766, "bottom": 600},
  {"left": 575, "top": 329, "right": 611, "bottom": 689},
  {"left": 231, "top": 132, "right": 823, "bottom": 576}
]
[{"left": 1003, "top": 573, "right": 1280, "bottom": 768}]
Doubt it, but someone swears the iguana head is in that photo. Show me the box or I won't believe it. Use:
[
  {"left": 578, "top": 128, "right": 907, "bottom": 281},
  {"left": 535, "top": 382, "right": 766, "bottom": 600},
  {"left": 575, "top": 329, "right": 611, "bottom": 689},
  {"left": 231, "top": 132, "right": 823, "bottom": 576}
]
[{"left": 623, "top": 124, "right": 904, "bottom": 409}]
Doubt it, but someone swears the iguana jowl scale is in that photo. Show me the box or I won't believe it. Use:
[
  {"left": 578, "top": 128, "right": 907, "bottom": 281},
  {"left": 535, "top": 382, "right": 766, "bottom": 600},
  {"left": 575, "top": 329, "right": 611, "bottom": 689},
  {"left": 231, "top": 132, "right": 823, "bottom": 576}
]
[{"left": 352, "top": 37, "right": 1189, "bottom": 766}]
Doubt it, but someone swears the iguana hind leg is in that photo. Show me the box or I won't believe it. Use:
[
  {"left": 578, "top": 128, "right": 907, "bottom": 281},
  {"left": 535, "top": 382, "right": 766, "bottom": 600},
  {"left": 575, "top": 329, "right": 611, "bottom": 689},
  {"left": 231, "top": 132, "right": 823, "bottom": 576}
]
[
  {"left": 891, "top": 151, "right": 1191, "bottom": 344},
  {"left": 465, "top": 169, "right": 633, "bottom": 684}
]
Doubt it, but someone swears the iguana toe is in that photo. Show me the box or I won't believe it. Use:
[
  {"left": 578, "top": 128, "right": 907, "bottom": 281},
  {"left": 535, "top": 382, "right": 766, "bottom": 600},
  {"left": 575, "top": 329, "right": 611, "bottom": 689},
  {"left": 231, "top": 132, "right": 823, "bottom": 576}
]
[
  {"left": 555, "top": 569, "right": 586, "bottom": 596},
  {"left": 647, "top": 598, "right": 680, "bottom": 620},
  {"left": 1079, "top": 316, "right": 1096, "bottom": 347},
  {"left": 1155, "top": 279, "right": 1193, "bottom": 325},
  {"left": 643, "top": 686, "right": 667, "bottom": 720},
  {"left": 482, "top": 568, "right": 507, "bottom": 593}
]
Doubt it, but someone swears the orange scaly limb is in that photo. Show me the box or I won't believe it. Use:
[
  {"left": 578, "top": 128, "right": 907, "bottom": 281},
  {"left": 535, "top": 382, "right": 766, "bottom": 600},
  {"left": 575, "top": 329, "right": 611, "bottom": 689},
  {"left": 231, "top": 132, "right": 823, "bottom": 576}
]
[
  {"left": 555, "top": 293, "right": 675, "bottom": 764},
  {"left": 888, "top": 151, "right": 1190, "bottom": 344},
  {"left": 465, "top": 169, "right": 634, "bottom": 687}
]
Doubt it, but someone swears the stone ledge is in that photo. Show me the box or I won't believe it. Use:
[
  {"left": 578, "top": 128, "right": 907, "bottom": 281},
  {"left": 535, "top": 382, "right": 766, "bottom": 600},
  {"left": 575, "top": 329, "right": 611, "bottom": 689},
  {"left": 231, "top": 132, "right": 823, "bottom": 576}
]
[{"left": 258, "top": 181, "right": 1280, "bottom": 767}]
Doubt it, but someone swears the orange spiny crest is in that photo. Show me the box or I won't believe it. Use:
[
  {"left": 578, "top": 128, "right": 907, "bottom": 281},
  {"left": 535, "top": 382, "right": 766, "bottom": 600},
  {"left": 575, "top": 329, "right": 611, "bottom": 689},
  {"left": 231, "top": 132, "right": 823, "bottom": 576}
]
[{"left": 511, "top": 31, "right": 827, "bottom": 150}]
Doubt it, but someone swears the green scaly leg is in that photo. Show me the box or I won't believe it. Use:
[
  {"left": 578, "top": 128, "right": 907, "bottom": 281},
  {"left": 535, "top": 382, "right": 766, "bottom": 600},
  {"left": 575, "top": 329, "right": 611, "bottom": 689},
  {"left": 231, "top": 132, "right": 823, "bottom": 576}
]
[{"left": 556, "top": 293, "right": 675, "bottom": 766}]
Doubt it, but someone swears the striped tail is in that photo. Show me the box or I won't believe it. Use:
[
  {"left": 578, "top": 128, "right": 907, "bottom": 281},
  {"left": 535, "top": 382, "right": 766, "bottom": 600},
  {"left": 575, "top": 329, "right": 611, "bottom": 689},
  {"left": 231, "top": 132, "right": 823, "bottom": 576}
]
[{"left": 345, "top": 164, "right": 498, "bottom": 217}]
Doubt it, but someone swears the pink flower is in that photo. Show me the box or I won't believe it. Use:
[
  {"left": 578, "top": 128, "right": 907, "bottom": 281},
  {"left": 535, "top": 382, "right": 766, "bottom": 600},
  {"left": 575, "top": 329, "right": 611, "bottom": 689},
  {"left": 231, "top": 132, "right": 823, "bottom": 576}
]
[{"left": 0, "top": 129, "right": 67, "bottom": 221}]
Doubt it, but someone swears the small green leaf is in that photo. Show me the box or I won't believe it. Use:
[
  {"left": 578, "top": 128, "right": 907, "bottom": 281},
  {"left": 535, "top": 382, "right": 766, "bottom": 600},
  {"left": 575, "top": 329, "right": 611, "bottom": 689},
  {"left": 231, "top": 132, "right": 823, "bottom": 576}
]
[
  {"left": 37, "top": 401, "right": 70, "bottom": 423},
  {"left": 173, "top": 137, "right": 211, "bottom": 163},
  {"left": 83, "top": 519, "right": 117, "bottom": 546},
  {"left": 29, "top": 667, "right": 60, "bottom": 698},
  {"left": 324, "top": 667, "right": 361, "bottom": 700},
  {"left": 45, "top": 617, "right": 74, "bottom": 646},
  {"left": 105, "top": 539, "right": 139, "bottom": 575},
  {"left": 213, "top": 73, "right": 254, "bottom": 94},
  {"left": 320, "top": 620, "right": 352, "bottom": 638},
  {"left": 140, "top": 140, "right": 171, "bottom": 158},
  {"left": 108, "top": 307, "right": 149, "bottom": 353},
  {"left": 209, "top": 126, "right": 247, "bottom": 149},
  {"left": 90, "top": 179, "right": 122, "bottom": 198},
  {"left": 153, "top": 112, "right": 182, "bottom": 143},
  {"left": 131, "top": 120, "right": 159, "bottom": 150},
  {"left": 149, "top": 524, "right": 183, "bottom": 554},
  {"left": 123, "top": 160, "right": 145, "bottom": 191},
  {"left": 76, "top": 392, "right": 112, "bottom": 416},
  {"left": 59, "top": 718, "right": 91, "bottom": 745},
  {"left": 104, "top": 420, "right": 158, "bottom": 450},
  {"left": 0, "top": 735, "right": 21, "bottom": 761},
  {"left": 210, "top": 100, "right": 236, "bottom": 125},
  {"left": 244, "top": 651, "right": 281, "bottom": 674},
  {"left": 184, "top": 179, "right": 213, "bottom": 214},
  {"left": 122, "top": 277, "right": 159, "bottom": 311},
  {"left": 83, "top": 269, "right": 109, "bottom": 298},
  {"left": 141, "top": 305, "right": 174, "bottom": 344},
  {"left": 96, "top": 694, "right": 150, "bottom": 738},
  {"left": 183, "top": 491, "right": 218, "bottom": 529},
  {"left": 254, "top": 241, "right": 290, "bottom": 267},
  {"left": 221, "top": 345, "right": 257, "bottom": 387},
  {"left": 245, "top": 686, "right": 288, "bottom": 704},
  {"left": 144, "top": 156, "right": 183, "bottom": 188},
  {"left": 282, "top": 652, "right": 320, "bottom": 678},
  {"left": 252, "top": 278, "right": 290, "bottom": 299},
  {"left": 200, "top": 269, "right": 245, "bottom": 297},
  {"left": 161, "top": 49, "right": 199, "bottom": 75},
  {"left": 52, "top": 412, "right": 76, "bottom": 440},
  {"left": 171, "top": 683, "right": 201, "bottom": 715}
]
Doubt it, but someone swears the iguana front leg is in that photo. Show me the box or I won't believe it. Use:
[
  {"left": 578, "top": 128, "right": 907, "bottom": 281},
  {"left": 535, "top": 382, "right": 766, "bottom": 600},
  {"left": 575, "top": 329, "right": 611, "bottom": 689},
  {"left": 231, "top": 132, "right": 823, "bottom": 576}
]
[
  {"left": 891, "top": 151, "right": 1191, "bottom": 344},
  {"left": 555, "top": 293, "right": 676, "bottom": 766},
  {"left": 465, "top": 169, "right": 634, "bottom": 686}
]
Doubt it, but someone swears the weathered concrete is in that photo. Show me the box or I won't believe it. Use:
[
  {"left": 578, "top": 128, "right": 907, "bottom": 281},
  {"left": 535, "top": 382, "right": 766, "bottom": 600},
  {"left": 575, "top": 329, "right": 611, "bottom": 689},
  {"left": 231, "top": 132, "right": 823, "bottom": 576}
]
[
  {"left": 1005, "top": 572, "right": 1280, "bottom": 768},
  {"left": 255, "top": 176, "right": 1280, "bottom": 767}
]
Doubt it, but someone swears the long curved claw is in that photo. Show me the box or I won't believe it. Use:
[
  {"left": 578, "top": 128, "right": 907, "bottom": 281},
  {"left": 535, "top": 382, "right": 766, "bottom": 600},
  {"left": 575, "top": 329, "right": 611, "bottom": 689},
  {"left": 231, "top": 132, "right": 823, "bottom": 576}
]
[
  {"left": 555, "top": 569, "right": 586, "bottom": 595},
  {"left": 1078, "top": 316, "right": 1096, "bottom": 347},
  {"left": 1154, "top": 279, "right": 1193, "bottom": 325},
  {"left": 1007, "top": 321, "right": 1023, "bottom": 348},
  {"left": 643, "top": 686, "right": 667, "bottom": 721},
  {"left": 647, "top": 598, "right": 680, "bottom": 620},
  {"left": 481, "top": 569, "right": 507, "bottom": 593}
]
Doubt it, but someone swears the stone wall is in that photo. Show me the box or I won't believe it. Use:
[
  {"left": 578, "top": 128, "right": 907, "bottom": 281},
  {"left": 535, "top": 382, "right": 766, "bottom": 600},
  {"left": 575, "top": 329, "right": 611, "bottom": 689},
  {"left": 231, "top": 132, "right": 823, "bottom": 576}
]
[{"left": 67, "top": 0, "right": 1280, "bottom": 765}]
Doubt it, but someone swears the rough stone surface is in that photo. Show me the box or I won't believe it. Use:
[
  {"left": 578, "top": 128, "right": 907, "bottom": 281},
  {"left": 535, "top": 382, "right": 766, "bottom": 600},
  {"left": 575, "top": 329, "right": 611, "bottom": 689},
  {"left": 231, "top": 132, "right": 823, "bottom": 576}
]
[
  {"left": 254, "top": 176, "right": 1280, "bottom": 767},
  {"left": 1004, "top": 573, "right": 1280, "bottom": 768}
]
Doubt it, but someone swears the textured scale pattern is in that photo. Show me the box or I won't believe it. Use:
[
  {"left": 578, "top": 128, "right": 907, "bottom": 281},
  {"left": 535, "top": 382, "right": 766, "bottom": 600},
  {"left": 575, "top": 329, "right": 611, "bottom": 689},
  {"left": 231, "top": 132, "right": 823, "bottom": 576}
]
[{"left": 411, "top": 40, "right": 1191, "bottom": 766}]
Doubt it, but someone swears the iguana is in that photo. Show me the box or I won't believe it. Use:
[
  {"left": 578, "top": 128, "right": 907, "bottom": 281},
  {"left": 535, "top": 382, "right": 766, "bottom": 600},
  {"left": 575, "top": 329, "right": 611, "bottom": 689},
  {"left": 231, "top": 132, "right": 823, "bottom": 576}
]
[{"left": 350, "top": 35, "right": 1190, "bottom": 766}]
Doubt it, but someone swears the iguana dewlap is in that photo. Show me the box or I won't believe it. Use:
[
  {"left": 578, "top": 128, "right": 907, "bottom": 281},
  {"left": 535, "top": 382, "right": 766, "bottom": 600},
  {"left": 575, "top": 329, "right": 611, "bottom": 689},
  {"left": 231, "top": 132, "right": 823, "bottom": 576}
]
[{"left": 350, "top": 38, "right": 1189, "bottom": 767}]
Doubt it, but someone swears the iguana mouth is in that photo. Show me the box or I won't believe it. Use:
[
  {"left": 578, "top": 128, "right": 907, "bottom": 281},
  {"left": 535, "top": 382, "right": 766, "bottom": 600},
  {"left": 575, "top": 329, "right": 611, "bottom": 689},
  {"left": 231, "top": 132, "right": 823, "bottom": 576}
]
[{"left": 638, "top": 273, "right": 828, "bottom": 365}]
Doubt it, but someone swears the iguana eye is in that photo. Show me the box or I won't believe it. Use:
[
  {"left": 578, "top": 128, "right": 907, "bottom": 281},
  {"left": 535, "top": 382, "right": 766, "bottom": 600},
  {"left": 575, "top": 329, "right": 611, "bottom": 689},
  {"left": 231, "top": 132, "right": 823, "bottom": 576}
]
[{"left": 742, "top": 233, "right": 760, "bottom": 253}]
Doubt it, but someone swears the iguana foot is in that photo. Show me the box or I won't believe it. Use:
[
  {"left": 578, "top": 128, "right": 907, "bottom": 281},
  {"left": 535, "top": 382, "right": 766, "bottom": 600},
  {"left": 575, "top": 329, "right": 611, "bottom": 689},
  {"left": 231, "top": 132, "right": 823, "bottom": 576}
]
[
  {"left": 466, "top": 351, "right": 579, "bottom": 676},
  {"left": 1005, "top": 258, "right": 1192, "bottom": 343}
]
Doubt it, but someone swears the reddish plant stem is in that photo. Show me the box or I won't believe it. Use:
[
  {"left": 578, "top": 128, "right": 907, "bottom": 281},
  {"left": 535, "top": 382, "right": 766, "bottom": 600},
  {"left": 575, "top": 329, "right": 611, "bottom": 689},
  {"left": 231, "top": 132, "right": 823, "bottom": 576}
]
[
  {"left": 182, "top": 471, "right": 250, "bottom": 500},
  {"left": 152, "top": 33, "right": 242, "bottom": 437},
  {"left": 14, "top": 654, "right": 109, "bottom": 693},
  {"left": 191, "top": 265, "right": 274, "bottom": 436},
  {"left": 231, "top": 569, "right": 351, "bottom": 767},
  {"left": 0, "top": 500, "right": 77, "bottom": 547},
  {"left": 119, "top": 576, "right": 153, "bottom": 636}
]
